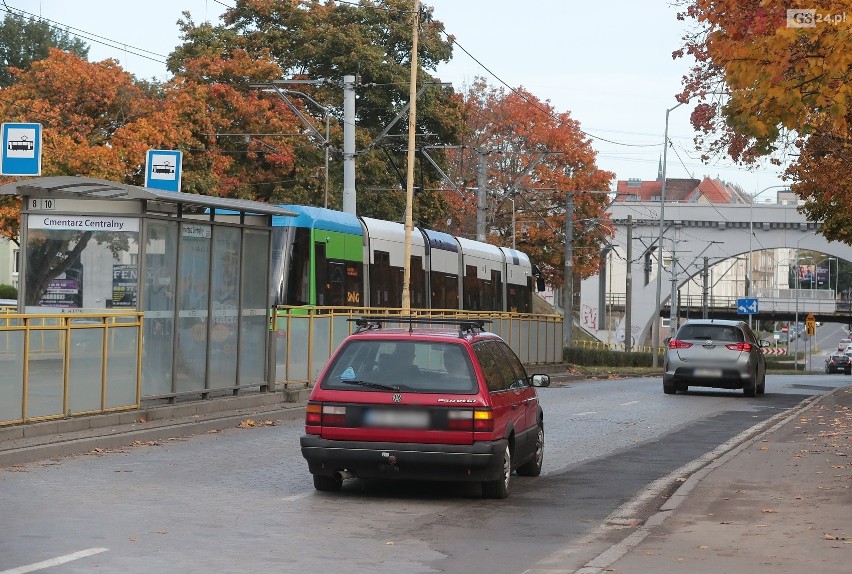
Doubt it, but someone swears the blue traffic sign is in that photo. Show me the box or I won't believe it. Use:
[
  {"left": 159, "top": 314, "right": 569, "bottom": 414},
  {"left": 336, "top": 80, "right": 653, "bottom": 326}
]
[
  {"left": 737, "top": 297, "right": 759, "bottom": 315},
  {"left": 1, "top": 122, "right": 42, "bottom": 176},
  {"left": 145, "top": 149, "right": 182, "bottom": 192}
]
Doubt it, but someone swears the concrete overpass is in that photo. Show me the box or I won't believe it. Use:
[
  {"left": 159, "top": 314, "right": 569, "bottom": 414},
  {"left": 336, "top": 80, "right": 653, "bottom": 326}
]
[{"left": 579, "top": 202, "right": 852, "bottom": 347}]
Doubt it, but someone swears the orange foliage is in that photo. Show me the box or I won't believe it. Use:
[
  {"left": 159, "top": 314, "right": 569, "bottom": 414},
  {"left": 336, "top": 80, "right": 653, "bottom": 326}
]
[{"left": 441, "top": 79, "right": 614, "bottom": 286}]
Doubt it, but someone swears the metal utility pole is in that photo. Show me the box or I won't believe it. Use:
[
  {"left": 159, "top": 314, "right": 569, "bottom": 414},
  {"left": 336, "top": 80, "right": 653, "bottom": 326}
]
[
  {"left": 343, "top": 74, "right": 357, "bottom": 214},
  {"left": 563, "top": 193, "right": 574, "bottom": 351},
  {"left": 625, "top": 215, "right": 633, "bottom": 352},
  {"left": 652, "top": 101, "right": 684, "bottom": 367},
  {"left": 401, "top": 0, "right": 420, "bottom": 312},
  {"left": 702, "top": 257, "right": 709, "bottom": 319},
  {"left": 476, "top": 151, "right": 488, "bottom": 241},
  {"left": 670, "top": 235, "right": 678, "bottom": 332}
]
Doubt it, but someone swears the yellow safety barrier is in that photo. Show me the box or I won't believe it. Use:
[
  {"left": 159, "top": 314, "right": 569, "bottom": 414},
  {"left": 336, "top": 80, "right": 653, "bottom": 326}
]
[
  {"left": 0, "top": 312, "right": 143, "bottom": 426},
  {"left": 270, "top": 306, "right": 565, "bottom": 388}
]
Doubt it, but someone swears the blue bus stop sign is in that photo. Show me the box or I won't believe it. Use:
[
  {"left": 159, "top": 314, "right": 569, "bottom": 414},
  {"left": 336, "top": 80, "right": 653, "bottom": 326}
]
[
  {"left": 737, "top": 297, "right": 759, "bottom": 315},
  {"left": 1, "top": 122, "right": 42, "bottom": 176},
  {"left": 145, "top": 149, "right": 182, "bottom": 192}
]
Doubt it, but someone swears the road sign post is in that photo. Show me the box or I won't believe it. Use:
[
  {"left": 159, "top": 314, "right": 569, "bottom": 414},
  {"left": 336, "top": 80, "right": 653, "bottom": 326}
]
[
  {"left": 145, "top": 149, "right": 183, "bottom": 192},
  {"left": 736, "top": 297, "right": 759, "bottom": 316},
  {"left": 1, "top": 122, "right": 42, "bottom": 176}
]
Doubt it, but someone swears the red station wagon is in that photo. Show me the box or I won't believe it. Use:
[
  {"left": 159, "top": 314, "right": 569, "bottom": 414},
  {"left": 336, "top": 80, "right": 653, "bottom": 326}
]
[{"left": 300, "top": 317, "right": 551, "bottom": 498}]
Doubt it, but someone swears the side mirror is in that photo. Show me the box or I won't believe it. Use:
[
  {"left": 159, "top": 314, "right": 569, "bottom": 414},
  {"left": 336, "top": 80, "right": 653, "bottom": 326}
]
[{"left": 530, "top": 374, "right": 550, "bottom": 388}]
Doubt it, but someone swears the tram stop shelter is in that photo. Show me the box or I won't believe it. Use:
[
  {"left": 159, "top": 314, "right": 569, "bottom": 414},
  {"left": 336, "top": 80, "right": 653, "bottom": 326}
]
[{"left": 0, "top": 176, "right": 296, "bottom": 401}]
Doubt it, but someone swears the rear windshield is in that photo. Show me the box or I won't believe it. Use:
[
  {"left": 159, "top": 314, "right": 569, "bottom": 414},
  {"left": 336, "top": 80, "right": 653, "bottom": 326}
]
[
  {"left": 319, "top": 339, "right": 478, "bottom": 394},
  {"left": 676, "top": 324, "right": 744, "bottom": 342}
]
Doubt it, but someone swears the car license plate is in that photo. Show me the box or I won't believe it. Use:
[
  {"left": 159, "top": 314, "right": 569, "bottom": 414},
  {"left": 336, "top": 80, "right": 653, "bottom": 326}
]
[
  {"left": 694, "top": 368, "right": 722, "bottom": 378},
  {"left": 364, "top": 409, "right": 429, "bottom": 429}
]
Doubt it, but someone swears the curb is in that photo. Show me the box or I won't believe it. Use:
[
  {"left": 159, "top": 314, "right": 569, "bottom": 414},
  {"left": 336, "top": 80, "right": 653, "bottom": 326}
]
[{"left": 0, "top": 389, "right": 311, "bottom": 468}]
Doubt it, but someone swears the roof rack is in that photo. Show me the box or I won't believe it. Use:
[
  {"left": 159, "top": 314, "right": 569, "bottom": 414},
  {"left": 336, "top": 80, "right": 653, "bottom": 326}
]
[{"left": 350, "top": 316, "right": 492, "bottom": 337}]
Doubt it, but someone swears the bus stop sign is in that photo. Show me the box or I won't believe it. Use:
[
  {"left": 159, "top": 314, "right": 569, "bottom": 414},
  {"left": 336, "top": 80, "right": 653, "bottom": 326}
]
[{"left": 1, "top": 122, "right": 42, "bottom": 176}]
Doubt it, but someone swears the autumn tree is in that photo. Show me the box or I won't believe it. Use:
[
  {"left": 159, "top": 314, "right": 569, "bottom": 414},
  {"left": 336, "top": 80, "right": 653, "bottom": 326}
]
[
  {"left": 168, "top": 0, "right": 465, "bottom": 222},
  {"left": 0, "top": 11, "right": 89, "bottom": 88},
  {"left": 438, "top": 79, "right": 615, "bottom": 286},
  {"left": 675, "top": 1, "right": 851, "bottom": 239}
]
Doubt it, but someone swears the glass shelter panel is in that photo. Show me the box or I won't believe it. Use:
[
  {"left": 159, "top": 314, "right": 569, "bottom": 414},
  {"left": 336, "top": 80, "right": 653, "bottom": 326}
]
[
  {"left": 176, "top": 223, "right": 211, "bottom": 393},
  {"left": 143, "top": 219, "right": 178, "bottom": 397},
  {"left": 209, "top": 226, "right": 241, "bottom": 389},
  {"left": 24, "top": 216, "right": 141, "bottom": 311},
  {"left": 239, "top": 229, "right": 269, "bottom": 386}
]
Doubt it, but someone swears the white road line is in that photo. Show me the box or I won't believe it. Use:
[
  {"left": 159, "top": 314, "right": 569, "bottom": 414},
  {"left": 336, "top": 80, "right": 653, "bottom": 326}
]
[
  {"left": 1, "top": 548, "right": 108, "bottom": 574},
  {"left": 619, "top": 401, "right": 640, "bottom": 406},
  {"left": 281, "top": 492, "right": 312, "bottom": 502},
  {"left": 573, "top": 411, "right": 597, "bottom": 416}
]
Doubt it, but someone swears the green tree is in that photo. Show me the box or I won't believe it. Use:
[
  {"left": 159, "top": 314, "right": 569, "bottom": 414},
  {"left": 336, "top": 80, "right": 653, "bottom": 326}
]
[{"left": 0, "top": 11, "right": 89, "bottom": 87}]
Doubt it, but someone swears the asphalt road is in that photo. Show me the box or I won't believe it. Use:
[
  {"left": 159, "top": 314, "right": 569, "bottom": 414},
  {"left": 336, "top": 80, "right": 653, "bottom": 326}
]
[{"left": 0, "top": 373, "right": 848, "bottom": 574}]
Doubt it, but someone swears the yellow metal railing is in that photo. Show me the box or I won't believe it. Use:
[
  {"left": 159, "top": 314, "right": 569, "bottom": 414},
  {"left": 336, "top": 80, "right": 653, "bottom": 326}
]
[
  {"left": 0, "top": 312, "right": 143, "bottom": 426},
  {"left": 270, "top": 306, "right": 565, "bottom": 387}
]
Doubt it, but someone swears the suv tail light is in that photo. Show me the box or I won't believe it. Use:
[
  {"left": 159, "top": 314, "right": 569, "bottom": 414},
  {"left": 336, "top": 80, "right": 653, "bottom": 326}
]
[
  {"left": 668, "top": 339, "right": 692, "bottom": 349},
  {"left": 725, "top": 342, "right": 753, "bottom": 352}
]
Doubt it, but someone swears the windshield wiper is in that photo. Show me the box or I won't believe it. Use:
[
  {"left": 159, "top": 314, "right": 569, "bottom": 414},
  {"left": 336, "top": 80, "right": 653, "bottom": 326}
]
[{"left": 339, "top": 380, "right": 400, "bottom": 391}]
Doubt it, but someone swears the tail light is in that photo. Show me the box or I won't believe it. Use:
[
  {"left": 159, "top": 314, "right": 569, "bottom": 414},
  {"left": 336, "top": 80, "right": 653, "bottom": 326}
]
[
  {"left": 305, "top": 402, "right": 346, "bottom": 427},
  {"left": 447, "top": 408, "right": 493, "bottom": 432},
  {"left": 725, "top": 342, "right": 753, "bottom": 352},
  {"left": 473, "top": 408, "right": 494, "bottom": 432},
  {"left": 668, "top": 339, "right": 692, "bottom": 349}
]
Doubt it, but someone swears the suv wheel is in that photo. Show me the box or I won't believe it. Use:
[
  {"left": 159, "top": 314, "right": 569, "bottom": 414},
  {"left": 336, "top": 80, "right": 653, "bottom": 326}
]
[
  {"left": 663, "top": 381, "right": 676, "bottom": 394},
  {"left": 313, "top": 474, "right": 343, "bottom": 492},
  {"left": 517, "top": 425, "right": 544, "bottom": 477},
  {"left": 482, "top": 445, "right": 511, "bottom": 499}
]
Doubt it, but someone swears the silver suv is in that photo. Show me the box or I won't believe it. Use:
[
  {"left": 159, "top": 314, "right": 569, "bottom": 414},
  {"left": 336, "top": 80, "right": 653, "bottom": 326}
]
[{"left": 663, "top": 319, "right": 769, "bottom": 397}]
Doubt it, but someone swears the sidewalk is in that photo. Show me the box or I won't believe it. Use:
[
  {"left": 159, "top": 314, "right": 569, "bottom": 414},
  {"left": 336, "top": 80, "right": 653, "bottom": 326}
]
[{"left": 580, "top": 385, "right": 852, "bottom": 573}]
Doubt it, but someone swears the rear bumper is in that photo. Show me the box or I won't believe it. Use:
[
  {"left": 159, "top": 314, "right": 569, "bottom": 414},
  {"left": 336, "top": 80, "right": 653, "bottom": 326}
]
[{"left": 300, "top": 435, "right": 507, "bottom": 482}]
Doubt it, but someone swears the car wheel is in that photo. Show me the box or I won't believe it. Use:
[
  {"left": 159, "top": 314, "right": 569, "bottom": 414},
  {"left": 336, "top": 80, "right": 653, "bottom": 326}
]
[
  {"left": 517, "top": 425, "right": 544, "bottom": 477},
  {"left": 663, "top": 381, "right": 677, "bottom": 394},
  {"left": 482, "top": 445, "right": 511, "bottom": 499},
  {"left": 757, "top": 372, "right": 766, "bottom": 395},
  {"left": 846, "top": 369, "right": 851, "bottom": 375},
  {"left": 313, "top": 474, "right": 343, "bottom": 492},
  {"left": 743, "top": 375, "right": 757, "bottom": 398},
  {"left": 676, "top": 382, "right": 688, "bottom": 392}
]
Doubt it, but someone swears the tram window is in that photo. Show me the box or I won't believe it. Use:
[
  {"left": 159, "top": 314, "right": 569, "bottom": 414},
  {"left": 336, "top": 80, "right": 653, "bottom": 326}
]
[
  {"left": 326, "top": 261, "right": 346, "bottom": 306},
  {"left": 430, "top": 271, "right": 458, "bottom": 310},
  {"left": 411, "top": 255, "right": 425, "bottom": 308},
  {"left": 464, "top": 265, "right": 481, "bottom": 310},
  {"left": 345, "top": 262, "right": 362, "bottom": 306},
  {"left": 286, "top": 228, "right": 311, "bottom": 305},
  {"left": 371, "top": 251, "right": 393, "bottom": 307}
]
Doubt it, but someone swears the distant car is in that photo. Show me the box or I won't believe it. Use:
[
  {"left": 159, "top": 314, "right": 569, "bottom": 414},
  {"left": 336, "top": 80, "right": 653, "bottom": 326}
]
[
  {"left": 838, "top": 338, "right": 851, "bottom": 351},
  {"left": 300, "top": 316, "right": 551, "bottom": 498},
  {"left": 824, "top": 353, "right": 852, "bottom": 375},
  {"left": 663, "top": 319, "right": 769, "bottom": 397}
]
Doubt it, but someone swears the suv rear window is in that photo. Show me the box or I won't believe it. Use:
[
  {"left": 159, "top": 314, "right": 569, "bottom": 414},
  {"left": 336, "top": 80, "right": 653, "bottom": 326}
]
[
  {"left": 676, "top": 324, "right": 744, "bottom": 342},
  {"left": 319, "top": 339, "right": 478, "bottom": 394}
]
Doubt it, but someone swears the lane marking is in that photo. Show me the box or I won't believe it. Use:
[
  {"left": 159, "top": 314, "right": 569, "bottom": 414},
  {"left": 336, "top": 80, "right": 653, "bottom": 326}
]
[
  {"left": 1, "top": 548, "right": 108, "bottom": 574},
  {"left": 280, "top": 492, "right": 312, "bottom": 502},
  {"left": 573, "top": 411, "right": 597, "bottom": 416},
  {"left": 619, "top": 401, "right": 640, "bottom": 406}
]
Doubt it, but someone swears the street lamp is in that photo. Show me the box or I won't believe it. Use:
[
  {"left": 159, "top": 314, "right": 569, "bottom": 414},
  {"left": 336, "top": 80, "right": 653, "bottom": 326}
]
[{"left": 652, "top": 101, "right": 685, "bottom": 367}]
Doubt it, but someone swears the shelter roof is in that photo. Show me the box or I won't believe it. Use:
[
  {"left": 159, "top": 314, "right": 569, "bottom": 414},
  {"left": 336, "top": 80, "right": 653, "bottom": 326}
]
[{"left": 0, "top": 176, "right": 297, "bottom": 217}]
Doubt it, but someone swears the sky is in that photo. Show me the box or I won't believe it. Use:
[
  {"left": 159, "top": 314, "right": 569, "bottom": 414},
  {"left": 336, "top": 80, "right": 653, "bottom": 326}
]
[{"left": 5, "top": 0, "right": 789, "bottom": 200}]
